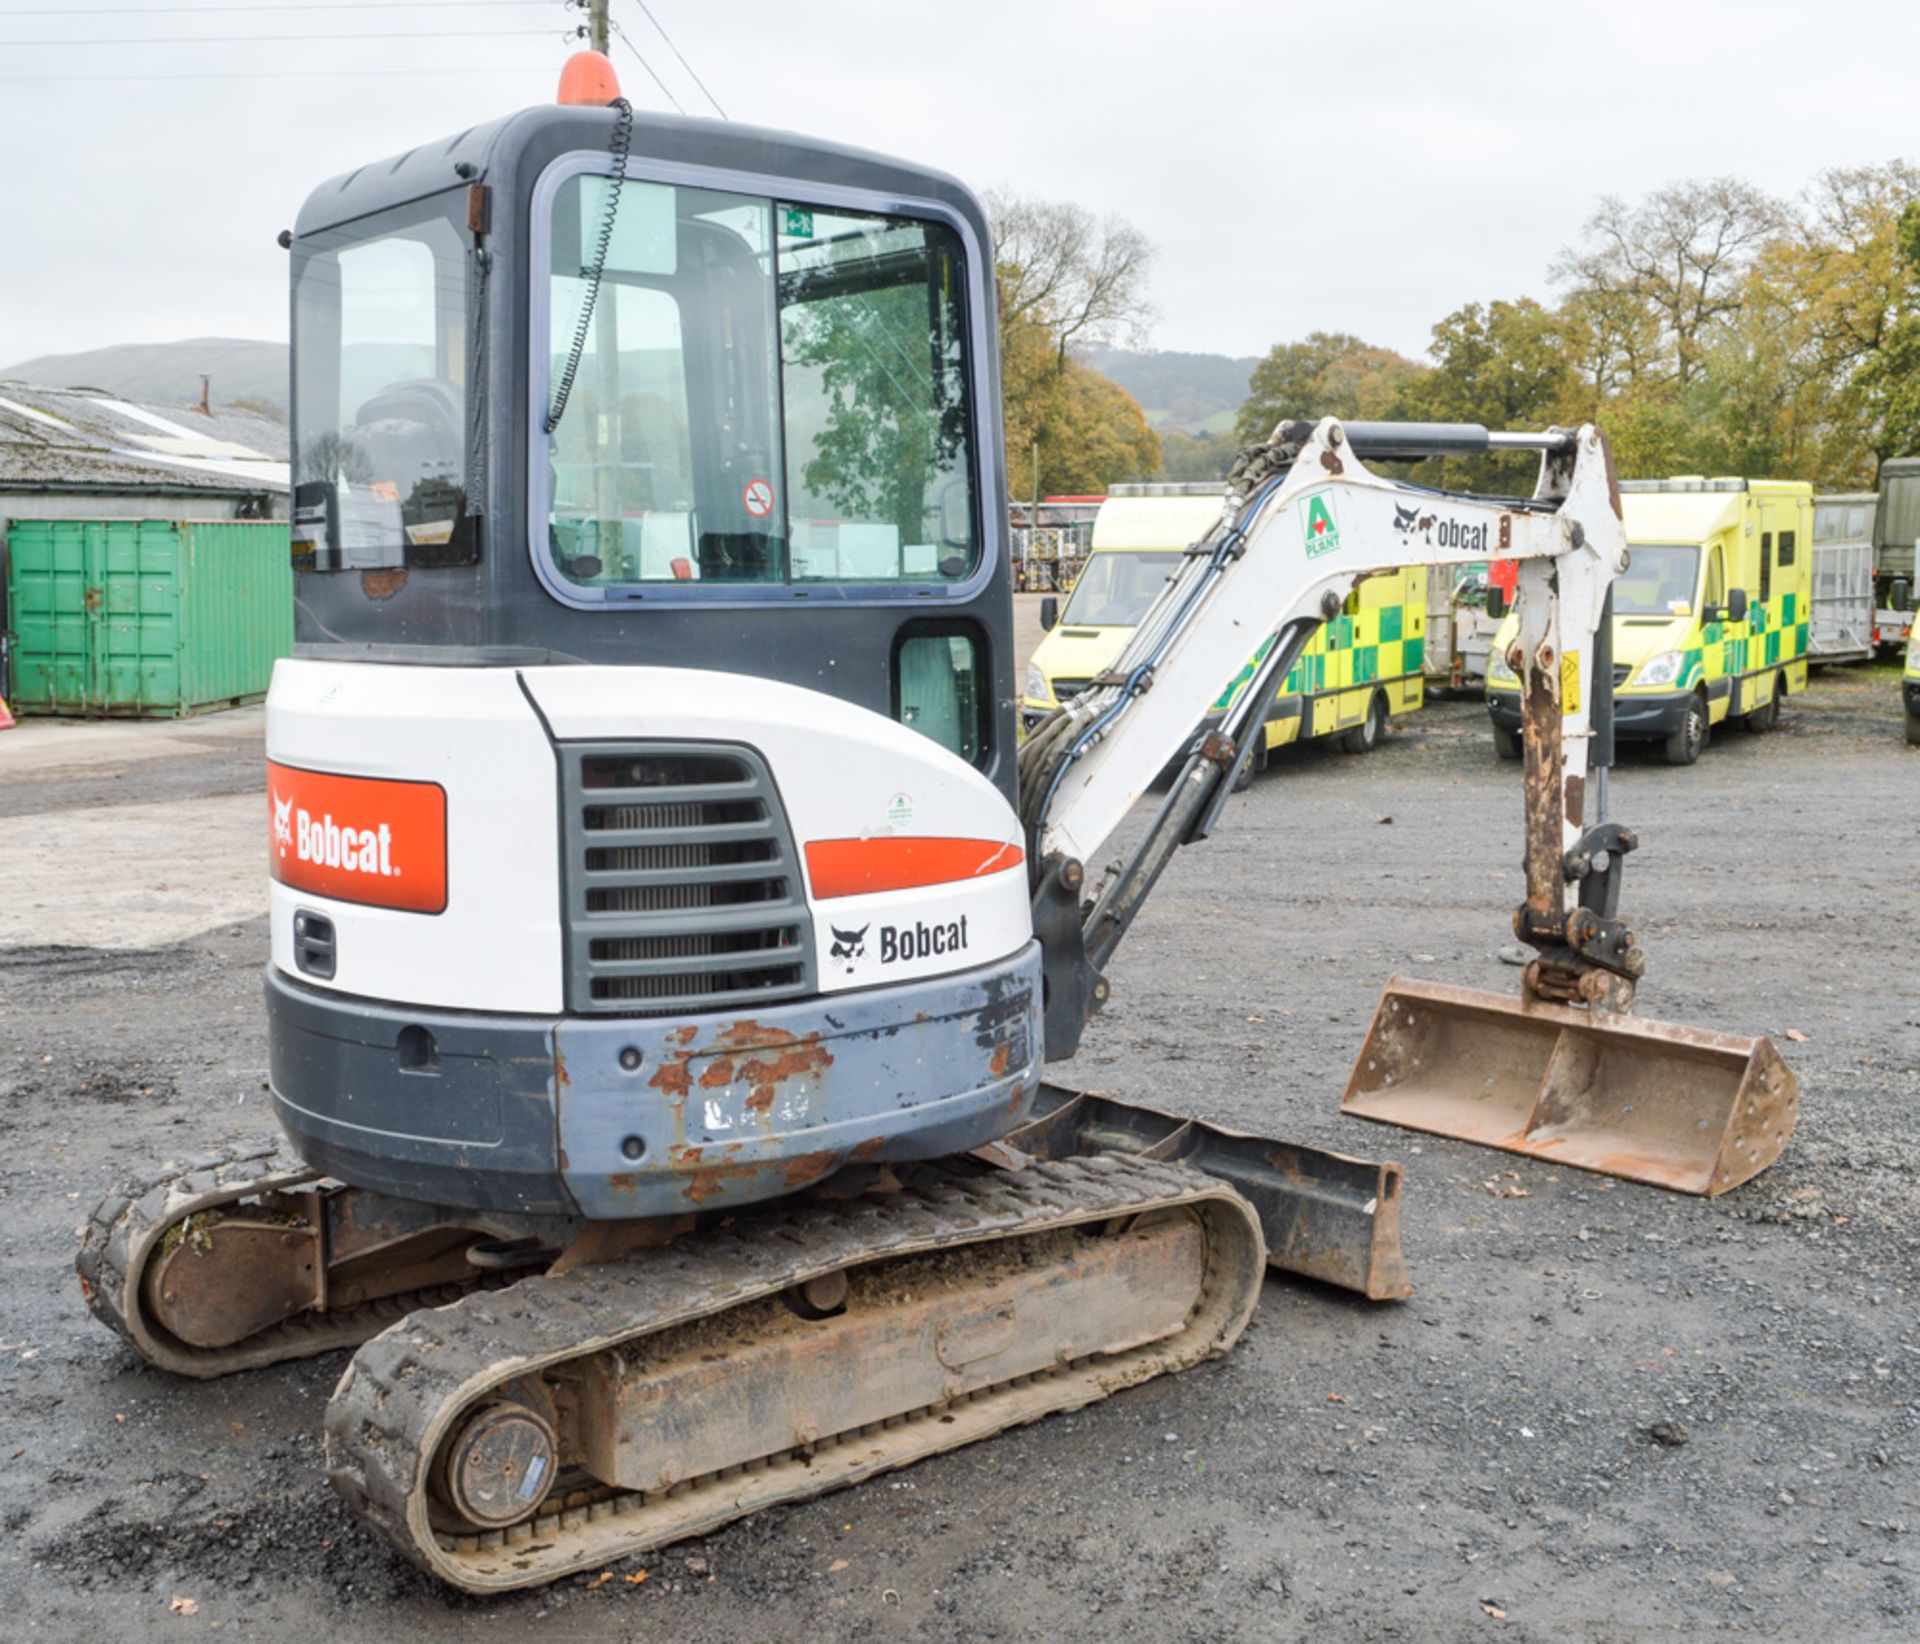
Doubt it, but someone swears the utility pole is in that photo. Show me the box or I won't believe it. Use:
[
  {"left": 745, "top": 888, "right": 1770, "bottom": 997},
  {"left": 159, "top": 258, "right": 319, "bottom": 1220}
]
[{"left": 587, "top": 0, "right": 609, "bottom": 54}]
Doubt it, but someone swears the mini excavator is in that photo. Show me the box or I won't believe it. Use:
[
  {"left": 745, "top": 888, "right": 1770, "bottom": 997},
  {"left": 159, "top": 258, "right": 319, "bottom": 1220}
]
[{"left": 79, "top": 55, "right": 1795, "bottom": 1593}]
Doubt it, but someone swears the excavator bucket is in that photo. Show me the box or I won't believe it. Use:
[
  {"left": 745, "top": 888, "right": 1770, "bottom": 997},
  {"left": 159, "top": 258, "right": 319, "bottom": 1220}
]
[{"left": 1340, "top": 977, "right": 1797, "bottom": 1196}]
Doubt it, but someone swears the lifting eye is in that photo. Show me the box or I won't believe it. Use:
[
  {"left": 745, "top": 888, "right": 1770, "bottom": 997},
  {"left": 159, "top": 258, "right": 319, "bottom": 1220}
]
[{"left": 397, "top": 1024, "right": 439, "bottom": 1073}]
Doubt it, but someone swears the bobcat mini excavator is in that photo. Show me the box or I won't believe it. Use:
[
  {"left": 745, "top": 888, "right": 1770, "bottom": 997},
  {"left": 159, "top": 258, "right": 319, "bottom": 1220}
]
[{"left": 79, "top": 56, "right": 1796, "bottom": 1593}]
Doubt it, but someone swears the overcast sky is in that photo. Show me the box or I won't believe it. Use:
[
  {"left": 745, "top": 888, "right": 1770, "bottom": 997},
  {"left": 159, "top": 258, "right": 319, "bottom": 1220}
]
[{"left": 1, "top": 0, "right": 1915, "bottom": 370}]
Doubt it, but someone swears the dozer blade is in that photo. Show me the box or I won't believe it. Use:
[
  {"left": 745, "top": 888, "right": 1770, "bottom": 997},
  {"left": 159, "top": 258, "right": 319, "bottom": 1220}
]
[
  {"left": 1340, "top": 976, "right": 1798, "bottom": 1196},
  {"left": 994, "top": 1082, "right": 1413, "bottom": 1300}
]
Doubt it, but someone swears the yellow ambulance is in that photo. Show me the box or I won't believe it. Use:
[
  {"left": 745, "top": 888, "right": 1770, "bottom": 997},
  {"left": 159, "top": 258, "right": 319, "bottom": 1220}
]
[
  {"left": 1486, "top": 478, "right": 1812, "bottom": 766},
  {"left": 1022, "top": 484, "right": 1427, "bottom": 771}
]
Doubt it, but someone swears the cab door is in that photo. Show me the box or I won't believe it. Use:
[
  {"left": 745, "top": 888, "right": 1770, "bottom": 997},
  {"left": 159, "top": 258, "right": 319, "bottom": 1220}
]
[
  {"left": 1699, "top": 539, "right": 1729, "bottom": 709},
  {"left": 1780, "top": 496, "right": 1812, "bottom": 692}
]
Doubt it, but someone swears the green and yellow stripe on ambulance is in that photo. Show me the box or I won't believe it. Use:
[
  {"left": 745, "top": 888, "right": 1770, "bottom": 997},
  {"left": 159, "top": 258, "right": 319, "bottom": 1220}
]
[
  {"left": 1211, "top": 569, "right": 1427, "bottom": 753},
  {"left": 1644, "top": 587, "right": 1808, "bottom": 700}
]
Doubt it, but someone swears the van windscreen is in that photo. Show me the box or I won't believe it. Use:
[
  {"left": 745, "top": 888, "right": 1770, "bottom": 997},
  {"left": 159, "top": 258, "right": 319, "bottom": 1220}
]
[
  {"left": 1060, "top": 551, "right": 1183, "bottom": 627},
  {"left": 1615, "top": 544, "right": 1700, "bottom": 615}
]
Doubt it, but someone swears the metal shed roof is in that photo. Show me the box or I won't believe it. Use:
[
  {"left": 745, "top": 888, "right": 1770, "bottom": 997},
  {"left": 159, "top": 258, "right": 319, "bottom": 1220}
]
[{"left": 0, "top": 382, "right": 288, "bottom": 495}]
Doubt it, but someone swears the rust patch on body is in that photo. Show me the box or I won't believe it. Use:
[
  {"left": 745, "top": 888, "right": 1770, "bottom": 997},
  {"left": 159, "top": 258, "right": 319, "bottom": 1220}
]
[
  {"left": 360, "top": 568, "right": 407, "bottom": 600},
  {"left": 782, "top": 1150, "right": 837, "bottom": 1188},
  {"left": 554, "top": 1049, "right": 570, "bottom": 1089},
  {"left": 649, "top": 1059, "right": 692, "bottom": 1101},
  {"left": 1565, "top": 773, "right": 1585, "bottom": 827},
  {"left": 989, "top": 1041, "right": 1011, "bottom": 1079},
  {"left": 707, "top": 1022, "right": 834, "bottom": 1117},
  {"left": 698, "top": 1057, "right": 735, "bottom": 1090},
  {"left": 668, "top": 1024, "right": 698, "bottom": 1046},
  {"left": 851, "top": 1135, "right": 886, "bottom": 1161},
  {"left": 663, "top": 1143, "right": 791, "bottom": 1205}
]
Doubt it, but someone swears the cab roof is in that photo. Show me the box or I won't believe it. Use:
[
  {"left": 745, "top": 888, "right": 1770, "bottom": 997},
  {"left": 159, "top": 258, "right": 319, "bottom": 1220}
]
[{"left": 293, "top": 102, "right": 990, "bottom": 244}]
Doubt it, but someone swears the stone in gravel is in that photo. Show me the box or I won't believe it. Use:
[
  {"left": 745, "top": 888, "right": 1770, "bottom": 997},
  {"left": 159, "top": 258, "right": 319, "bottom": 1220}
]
[{"left": 1646, "top": 1420, "right": 1690, "bottom": 1448}]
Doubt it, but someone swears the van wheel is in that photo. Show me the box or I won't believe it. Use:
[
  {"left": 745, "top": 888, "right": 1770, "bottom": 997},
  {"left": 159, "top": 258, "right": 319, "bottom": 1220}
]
[
  {"left": 1491, "top": 722, "right": 1522, "bottom": 762},
  {"left": 1743, "top": 677, "right": 1783, "bottom": 733},
  {"left": 1232, "top": 734, "right": 1270, "bottom": 791},
  {"left": 1906, "top": 711, "right": 1920, "bottom": 748},
  {"left": 1340, "top": 692, "right": 1387, "bottom": 755},
  {"left": 1663, "top": 692, "right": 1709, "bottom": 766}
]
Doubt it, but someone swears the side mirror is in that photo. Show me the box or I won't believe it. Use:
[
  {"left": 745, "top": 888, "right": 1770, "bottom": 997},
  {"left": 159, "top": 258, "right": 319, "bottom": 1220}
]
[
  {"left": 1039, "top": 595, "right": 1059, "bottom": 632},
  {"left": 1484, "top": 584, "right": 1508, "bottom": 620},
  {"left": 1726, "top": 587, "right": 1750, "bottom": 623},
  {"left": 1892, "top": 577, "right": 1913, "bottom": 613}
]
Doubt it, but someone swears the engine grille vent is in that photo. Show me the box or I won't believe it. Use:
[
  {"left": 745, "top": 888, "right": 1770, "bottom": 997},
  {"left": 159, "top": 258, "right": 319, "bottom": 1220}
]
[
  {"left": 1612, "top": 664, "right": 1632, "bottom": 689},
  {"left": 1051, "top": 677, "right": 1092, "bottom": 701},
  {"left": 560, "top": 742, "right": 813, "bottom": 1014}
]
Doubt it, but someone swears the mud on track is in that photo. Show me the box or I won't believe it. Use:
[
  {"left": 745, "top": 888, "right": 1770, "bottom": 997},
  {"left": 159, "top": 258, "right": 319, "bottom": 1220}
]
[{"left": 1, "top": 668, "right": 1915, "bottom": 1642}]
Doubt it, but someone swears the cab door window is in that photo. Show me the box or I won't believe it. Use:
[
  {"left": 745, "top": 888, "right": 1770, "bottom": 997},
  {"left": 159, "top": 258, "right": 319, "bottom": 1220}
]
[
  {"left": 893, "top": 624, "right": 986, "bottom": 766},
  {"left": 1705, "top": 542, "right": 1726, "bottom": 609}
]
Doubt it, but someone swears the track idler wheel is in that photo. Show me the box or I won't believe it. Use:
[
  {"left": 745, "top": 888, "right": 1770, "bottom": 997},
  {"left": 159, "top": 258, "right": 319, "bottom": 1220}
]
[{"left": 431, "top": 1389, "right": 559, "bottom": 1532}]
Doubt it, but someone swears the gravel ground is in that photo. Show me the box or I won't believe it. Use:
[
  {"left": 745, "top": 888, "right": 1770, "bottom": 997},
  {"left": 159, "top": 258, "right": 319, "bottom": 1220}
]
[{"left": 1, "top": 666, "right": 1915, "bottom": 1643}]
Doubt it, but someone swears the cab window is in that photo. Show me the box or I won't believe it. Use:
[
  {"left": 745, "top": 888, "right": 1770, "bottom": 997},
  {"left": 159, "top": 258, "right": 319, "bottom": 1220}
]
[
  {"left": 541, "top": 174, "right": 978, "bottom": 593},
  {"left": 292, "top": 191, "right": 475, "bottom": 570},
  {"left": 893, "top": 624, "right": 986, "bottom": 766}
]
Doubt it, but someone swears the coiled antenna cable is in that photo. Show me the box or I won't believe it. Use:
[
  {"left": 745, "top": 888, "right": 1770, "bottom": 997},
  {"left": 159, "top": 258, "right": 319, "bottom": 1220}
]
[{"left": 545, "top": 95, "right": 633, "bottom": 434}]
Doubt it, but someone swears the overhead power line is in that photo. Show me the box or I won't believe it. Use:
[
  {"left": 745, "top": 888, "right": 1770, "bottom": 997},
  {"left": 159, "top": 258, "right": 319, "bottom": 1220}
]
[
  {"left": 0, "top": 2, "right": 551, "bottom": 11},
  {"left": 2, "top": 28, "right": 554, "bottom": 44},
  {"left": 625, "top": 0, "right": 724, "bottom": 119},
  {"left": 609, "top": 19, "right": 684, "bottom": 115},
  {"left": 0, "top": 64, "right": 546, "bottom": 83}
]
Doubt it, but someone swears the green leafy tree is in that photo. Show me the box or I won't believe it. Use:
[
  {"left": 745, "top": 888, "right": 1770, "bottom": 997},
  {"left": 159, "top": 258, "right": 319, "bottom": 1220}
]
[
  {"left": 1397, "top": 299, "right": 1586, "bottom": 490},
  {"left": 1849, "top": 199, "right": 1920, "bottom": 471},
  {"left": 1233, "top": 332, "right": 1423, "bottom": 444},
  {"left": 1158, "top": 429, "right": 1236, "bottom": 482}
]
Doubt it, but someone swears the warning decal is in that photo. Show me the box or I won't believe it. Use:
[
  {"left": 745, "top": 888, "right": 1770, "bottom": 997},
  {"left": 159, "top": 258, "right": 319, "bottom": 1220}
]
[{"left": 742, "top": 478, "right": 775, "bottom": 519}]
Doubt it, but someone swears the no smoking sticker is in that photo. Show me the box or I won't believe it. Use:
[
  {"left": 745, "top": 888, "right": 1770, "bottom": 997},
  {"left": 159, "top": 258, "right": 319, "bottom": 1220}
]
[{"left": 742, "top": 477, "right": 775, "bottom": 519}]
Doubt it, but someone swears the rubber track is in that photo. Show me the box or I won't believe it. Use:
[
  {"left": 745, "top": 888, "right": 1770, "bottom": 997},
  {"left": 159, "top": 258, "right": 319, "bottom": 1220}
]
[
  {"left": 327, "top": 1152, "right": 1265, "bottom": 1594},
  {"left": 76, "top": 1148, "right": 496, "bottom": 1379}
]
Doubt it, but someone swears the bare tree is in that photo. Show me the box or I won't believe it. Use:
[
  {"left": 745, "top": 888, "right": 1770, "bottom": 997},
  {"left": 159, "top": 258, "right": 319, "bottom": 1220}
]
[
  {"left": 985, "top": 190, "right": 1157, "bottom": 369},
  {"left": 1552, "top": 178, "right": 1782, "bottom": 388}
]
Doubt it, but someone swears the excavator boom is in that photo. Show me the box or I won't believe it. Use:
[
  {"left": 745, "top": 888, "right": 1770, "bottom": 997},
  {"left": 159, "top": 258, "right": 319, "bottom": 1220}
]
[{"left": 1020, "top": 414, "right": 1794, "bottom": 1193}]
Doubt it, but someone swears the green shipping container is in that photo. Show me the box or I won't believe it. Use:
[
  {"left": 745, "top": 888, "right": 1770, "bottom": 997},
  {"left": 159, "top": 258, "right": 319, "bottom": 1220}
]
[{"left": 5, "top": 517, "right": 293, "bottom": 717}]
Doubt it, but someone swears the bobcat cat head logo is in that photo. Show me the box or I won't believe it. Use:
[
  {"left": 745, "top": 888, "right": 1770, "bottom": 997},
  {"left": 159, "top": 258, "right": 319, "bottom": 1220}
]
[
  {"left": 1393, "top": 503, "right": 1421, "bottom": 534},
  {"left": 829, "top": 924, "right": 869, "bottom": 966},
  {"left": 272, "top": 791, "right": 293, "bottom": 853}
]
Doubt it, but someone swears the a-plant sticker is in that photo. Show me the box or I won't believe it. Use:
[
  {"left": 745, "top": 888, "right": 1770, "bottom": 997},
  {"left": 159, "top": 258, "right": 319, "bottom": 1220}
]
[{"left": 1303, "top": 493, "right": 1341, "bottom": 557}]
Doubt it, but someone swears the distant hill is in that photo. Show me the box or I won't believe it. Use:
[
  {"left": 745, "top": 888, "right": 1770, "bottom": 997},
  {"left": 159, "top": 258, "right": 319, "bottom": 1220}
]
[
  {"left": 1080, "top": 347, "right": 1260, "bottom": 435},
  {"left": 3, "top": 337, "right": 1270, "bottom": 445},
  {"left": 0, "top": 337, "right": 288, "bottom": 419}
]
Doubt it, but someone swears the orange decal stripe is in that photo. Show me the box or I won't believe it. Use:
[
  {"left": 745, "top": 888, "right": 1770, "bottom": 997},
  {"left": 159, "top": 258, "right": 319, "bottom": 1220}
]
[{"left": 804, "top": 837, "right": 1025, "bottom": 901}]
